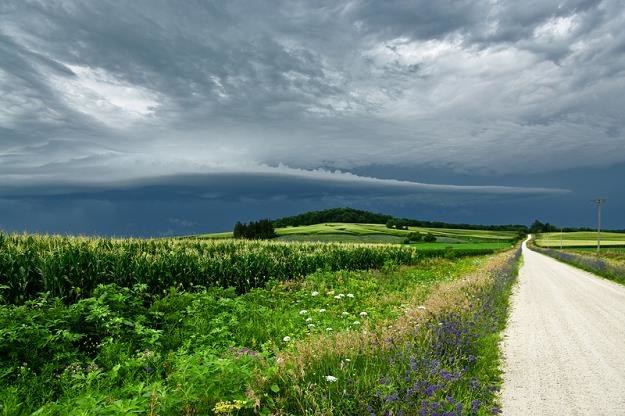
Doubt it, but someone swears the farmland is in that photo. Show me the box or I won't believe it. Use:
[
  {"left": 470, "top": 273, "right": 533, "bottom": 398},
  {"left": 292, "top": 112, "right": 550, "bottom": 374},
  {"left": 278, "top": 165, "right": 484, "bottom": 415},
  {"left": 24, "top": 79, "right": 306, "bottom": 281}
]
[
  {"left": 534, "top": 231, "right": 625, "bottom": 248},
  {"left": 190, "top": 222, "right": 519, "bottom": 247},
  {"left": 0, "top": 232, "right": 520, "bottom": 415}
]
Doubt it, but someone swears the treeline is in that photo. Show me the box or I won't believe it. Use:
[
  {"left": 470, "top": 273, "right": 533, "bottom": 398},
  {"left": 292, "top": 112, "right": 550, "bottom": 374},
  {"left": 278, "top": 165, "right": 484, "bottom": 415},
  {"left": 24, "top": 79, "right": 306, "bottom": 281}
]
[
  {"left": 273, "top": 207, "right": 392, "bottom": 228},
  {"left": 233, "top": 219, "right": 275, "bottom": 239},
  {"left": 273, "top": 207, "right": 528, "bottom": 232},
  {"left": 529, "top": 220, "right": 557, "bottom": 234}
]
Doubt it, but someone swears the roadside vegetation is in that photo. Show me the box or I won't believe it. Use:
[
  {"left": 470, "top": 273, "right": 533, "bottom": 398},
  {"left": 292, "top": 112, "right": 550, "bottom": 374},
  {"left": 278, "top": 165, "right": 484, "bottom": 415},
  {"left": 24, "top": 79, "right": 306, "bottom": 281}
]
[
  {"left": 0, "top": 232, "right": 520, "bottom": 415},
  {"left": 530, "top": 240, "right": 625, "bottom": 286}
]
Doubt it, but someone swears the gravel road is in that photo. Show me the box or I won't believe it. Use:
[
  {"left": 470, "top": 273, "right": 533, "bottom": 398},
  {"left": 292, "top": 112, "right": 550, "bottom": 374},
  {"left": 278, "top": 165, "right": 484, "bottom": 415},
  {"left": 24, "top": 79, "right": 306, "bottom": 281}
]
[{"left": 501, "top": 238, "right": 625, "bottom": 415}]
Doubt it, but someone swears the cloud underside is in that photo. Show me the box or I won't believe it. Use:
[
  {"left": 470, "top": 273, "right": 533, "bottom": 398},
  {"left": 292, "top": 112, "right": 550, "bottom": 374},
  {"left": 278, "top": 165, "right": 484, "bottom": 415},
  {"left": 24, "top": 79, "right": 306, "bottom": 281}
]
[
  {"left": 0, "top": 164, "right": 568, "bottom": 205},
  {"left": 1, "top": 0, "right": 625, "bottom": 186}
]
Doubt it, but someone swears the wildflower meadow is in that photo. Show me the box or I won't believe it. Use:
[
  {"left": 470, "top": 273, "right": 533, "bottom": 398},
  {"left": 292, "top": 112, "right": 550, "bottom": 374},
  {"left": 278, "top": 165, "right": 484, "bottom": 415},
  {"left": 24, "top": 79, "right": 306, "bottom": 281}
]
[{"left": 0, "top": 233, "right": 519, "bottom": 415}]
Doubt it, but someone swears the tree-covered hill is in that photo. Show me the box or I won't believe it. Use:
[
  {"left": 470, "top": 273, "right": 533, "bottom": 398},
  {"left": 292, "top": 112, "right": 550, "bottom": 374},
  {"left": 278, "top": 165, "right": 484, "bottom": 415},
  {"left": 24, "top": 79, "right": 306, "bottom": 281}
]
[{"left": 272, "top": 207, "right": 528, "bottom": 232}]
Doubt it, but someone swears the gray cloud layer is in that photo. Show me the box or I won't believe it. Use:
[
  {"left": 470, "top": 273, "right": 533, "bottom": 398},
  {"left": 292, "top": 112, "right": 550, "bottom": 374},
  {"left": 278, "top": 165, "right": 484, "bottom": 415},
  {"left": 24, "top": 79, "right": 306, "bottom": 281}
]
[{"left": 2, "top": 0, "right": 625, "bottom": 187}]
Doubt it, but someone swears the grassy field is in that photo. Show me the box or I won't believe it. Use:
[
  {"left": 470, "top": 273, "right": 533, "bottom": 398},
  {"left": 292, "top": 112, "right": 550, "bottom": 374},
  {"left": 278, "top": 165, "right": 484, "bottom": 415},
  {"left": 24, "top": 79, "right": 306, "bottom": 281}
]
[
  {"left": 0, "top": 233, "right": 520, "bottom": 415},
  {"left": 570, "top": 247, "right": 625, "bottom": 256},
  {"left": 190, "top": 222, "right": 519, "bottom": 245},
  {"left": 534, "top": 231, "right": 625, "bottom": 248}
]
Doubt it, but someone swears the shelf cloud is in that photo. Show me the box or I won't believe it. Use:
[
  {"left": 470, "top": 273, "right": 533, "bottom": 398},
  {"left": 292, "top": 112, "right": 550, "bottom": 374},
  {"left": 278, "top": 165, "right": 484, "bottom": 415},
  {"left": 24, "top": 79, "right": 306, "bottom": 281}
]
[{"left": 0, "top": 0, "right": 622, "bottom": 234}]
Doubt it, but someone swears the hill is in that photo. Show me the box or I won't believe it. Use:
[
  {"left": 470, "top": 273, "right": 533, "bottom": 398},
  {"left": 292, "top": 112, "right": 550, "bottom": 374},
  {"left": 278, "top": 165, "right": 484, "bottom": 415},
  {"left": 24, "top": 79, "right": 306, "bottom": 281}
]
[
  {"left": 190, "top": 222, "right": 518, "bottom": 250},
  {"left": 272, "top": 207, "right": 528, "bottom": 232}
]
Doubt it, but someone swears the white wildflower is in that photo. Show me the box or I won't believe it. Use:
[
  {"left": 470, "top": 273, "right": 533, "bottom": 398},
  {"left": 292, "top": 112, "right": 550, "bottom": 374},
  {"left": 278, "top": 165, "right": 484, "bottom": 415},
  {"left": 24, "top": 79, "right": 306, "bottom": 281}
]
[
  {"left": 282, "top": 336, "right": 291, "bottom": 342},
  {"left": 359, "top": 311, "right": 368, "bottom": 317},
  {"left": 318, "top": 308, "right": 326, "bottom": 313},
  {"left": 338, "top": 293, "right": 345, "bottom": 298},
  {"left": 417, "top": 305, "right": 426, "bottom": 310},
  {"left": 325, "top": 375, "right": 338, "bottom": 382},
  {"left": 341, "top": 311, "right": 349, "bottom": 317},
  {"left": 307, "top": 324, "right": 315, "bottom": 329},
  {"left": 311, "top": 291, "right": 319, "bottom": 297},
  {"left": 299, "top": 309, "right": 308, "bottom": 315},
  {"left": 305, "top": 317, "right": 313, "bottom": 322},
  {"left": 334, "top": 295, "right": 342, "bottom": 299},
  {"left": 346, "top": 293, "right": 354, "bottom": 298},
  {"left": 353, "top": 321, "right": 360, "bottom": 325},
  {"left": 326, "top": 327, "right": 333, "bottom": 331}
]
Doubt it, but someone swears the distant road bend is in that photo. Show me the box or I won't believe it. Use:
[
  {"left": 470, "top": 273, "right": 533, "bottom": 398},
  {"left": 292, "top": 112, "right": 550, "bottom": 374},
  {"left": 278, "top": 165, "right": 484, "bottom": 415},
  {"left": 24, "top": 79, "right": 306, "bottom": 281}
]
[{"left": 501, "top": 237, "right": 625, "bottom": 415}]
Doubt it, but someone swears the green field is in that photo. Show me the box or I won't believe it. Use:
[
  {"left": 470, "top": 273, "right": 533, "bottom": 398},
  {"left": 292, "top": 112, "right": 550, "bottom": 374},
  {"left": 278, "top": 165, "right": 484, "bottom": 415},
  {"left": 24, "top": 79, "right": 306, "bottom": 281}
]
[
  {"left": 535, "top": 231, "right": 625, "bottom": 247},
  {"left": 0, "top": 233, "right": 519, "bottom": 415},
  {"left": 190, "top": 222, "right": 518, "bottom": 246}
]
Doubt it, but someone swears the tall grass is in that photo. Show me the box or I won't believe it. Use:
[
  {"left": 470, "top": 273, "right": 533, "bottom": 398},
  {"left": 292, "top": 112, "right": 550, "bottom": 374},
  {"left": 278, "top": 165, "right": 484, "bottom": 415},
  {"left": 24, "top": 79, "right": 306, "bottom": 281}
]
[{"left": 0, "top": 233, "right": 495, "bottom": 304}]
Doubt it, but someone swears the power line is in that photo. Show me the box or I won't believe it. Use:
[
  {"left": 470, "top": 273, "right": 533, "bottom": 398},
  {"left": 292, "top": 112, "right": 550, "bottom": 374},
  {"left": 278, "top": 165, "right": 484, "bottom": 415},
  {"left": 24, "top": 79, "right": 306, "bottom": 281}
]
[{"left": 592, "top": 198, "right": 606, "bottom": 253}]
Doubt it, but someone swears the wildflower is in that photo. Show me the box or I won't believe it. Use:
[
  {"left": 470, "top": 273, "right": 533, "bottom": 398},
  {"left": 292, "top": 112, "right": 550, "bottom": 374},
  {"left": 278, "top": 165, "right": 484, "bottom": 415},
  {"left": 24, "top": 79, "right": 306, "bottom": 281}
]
[
  {"left": 311, "top": 291, "right": 319, "bottom": 296},
  {"left": 299, "top": 309, "right": 308, "bottom": 315},
  {"left": 338, "top": 293, "right": 345, "bottom": 298},
  {"left": 282, "top": 336, "right": 291, "bottom": 342},
  {"left": 305, "top": 317, "right": 313, "bottom": 322},
  {"left": 213, "top": 400, "right": 246, "bottom": 414},
  {"left": 417, "top": 305, "right": 426, "bottom": 310},
  {"left": 346, "top": 293, "right": 354, "bottom": 298},
  {"left": 353, "top": 321, "right": 360, "bottom": 325},
  {"left": 307, "top": 324, "right": 315, "bottom": 329},
  {"left": 359, "top": 311, "right": 368, "bottom": 317},
  {"left": 318, "top": 308, "right": 326, "bottom": 313},
  {"left": 325, "top": 375, "right": 338, "bottom": 382},
  {"left": 344, "top": 358, "right": 351, "bottom": 362},
  {"left": 327, "top": 290, "right": 335, "bottom": 295},
  {"left": 334, "top": 295, "right": 342, "bottom": 299},
  {"left": 341, "top": 311, "right": 349, "bottom": 316},
  {"left": 326, "top": 327, "right": 333, "bottom": 331}
]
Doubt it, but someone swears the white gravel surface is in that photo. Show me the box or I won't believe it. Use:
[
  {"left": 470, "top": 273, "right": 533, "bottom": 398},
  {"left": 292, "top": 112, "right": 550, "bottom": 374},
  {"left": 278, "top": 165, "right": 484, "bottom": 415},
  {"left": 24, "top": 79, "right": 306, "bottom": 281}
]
[{"left": 501, "top": 238, "right": 625, "bottom": 415}]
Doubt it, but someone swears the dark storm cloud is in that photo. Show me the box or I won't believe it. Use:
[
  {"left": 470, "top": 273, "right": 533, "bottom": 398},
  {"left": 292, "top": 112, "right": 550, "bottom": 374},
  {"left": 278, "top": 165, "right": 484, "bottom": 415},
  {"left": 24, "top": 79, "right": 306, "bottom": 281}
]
[
  {"left": 1, "top": 0, "right": 624, "bottom": 234},
  {"left": 2, "top": 0, "right": 624, "bottom": 178},
  {"left": 0, "top": 171, "right": 569, "bottom": 236}
]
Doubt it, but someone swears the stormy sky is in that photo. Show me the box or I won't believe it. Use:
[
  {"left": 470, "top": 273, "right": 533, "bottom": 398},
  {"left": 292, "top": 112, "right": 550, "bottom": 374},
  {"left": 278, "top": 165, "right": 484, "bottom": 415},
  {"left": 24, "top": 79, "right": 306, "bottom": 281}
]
[{"left": 1, "top": 0, "right": 624, "bottom": 236}]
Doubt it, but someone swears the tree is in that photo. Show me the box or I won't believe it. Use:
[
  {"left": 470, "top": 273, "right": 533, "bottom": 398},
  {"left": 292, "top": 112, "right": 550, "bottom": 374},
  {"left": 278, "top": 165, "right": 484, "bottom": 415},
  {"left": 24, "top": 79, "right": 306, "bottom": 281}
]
[
  {"left": 423, "top": 233, "right": 436, "bottom": 242},
  {"left": 233, "top": 219, "right": 276, "bottom": 240},
  {"left": 529, "top": 220, "right": 557, "bottom": 234},
  {"left": 407, "top": 232, "right": 422, "bottom": 242},
  {"left": 233, "top": 221, "right": 245, "bottom": 238}
]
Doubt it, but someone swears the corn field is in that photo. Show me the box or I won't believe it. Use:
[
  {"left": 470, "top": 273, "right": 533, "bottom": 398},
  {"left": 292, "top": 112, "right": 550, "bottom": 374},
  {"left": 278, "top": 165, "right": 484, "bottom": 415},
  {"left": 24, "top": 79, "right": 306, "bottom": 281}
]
[{"left": 0, "top": 233, "right": 494, "bottom": 304}]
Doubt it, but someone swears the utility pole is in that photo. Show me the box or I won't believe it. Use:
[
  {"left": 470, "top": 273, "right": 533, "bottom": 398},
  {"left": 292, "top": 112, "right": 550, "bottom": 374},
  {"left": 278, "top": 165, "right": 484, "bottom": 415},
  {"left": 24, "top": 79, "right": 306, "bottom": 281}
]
[{"left": 593, "top": 198, "right": 606, "bottom": 253}]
